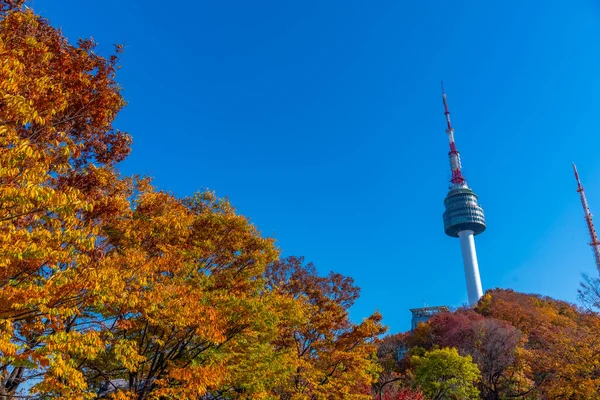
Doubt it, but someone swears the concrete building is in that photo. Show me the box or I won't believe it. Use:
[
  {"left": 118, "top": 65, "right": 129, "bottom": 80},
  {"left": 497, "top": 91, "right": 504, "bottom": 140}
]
[{"left": 410, "top": 306, "right": 449, "bottom": 331}]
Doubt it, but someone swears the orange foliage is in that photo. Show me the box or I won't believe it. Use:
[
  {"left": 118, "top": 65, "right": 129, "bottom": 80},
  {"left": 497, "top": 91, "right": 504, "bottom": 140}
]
[
  {"left": 0, "top": 4, "right": 385, "bottom": 398},
  {"left": 266, "top": 257, "right": 386, "bottom": 399},
  {"left": 0, "top": 2, "right": 131, "bottom": 397},
  {"left": 477, "top": 289, "right": 600, "bottom": 398},
  {"left": 82, "top": 190, "right": 284, "bottom": 398}
]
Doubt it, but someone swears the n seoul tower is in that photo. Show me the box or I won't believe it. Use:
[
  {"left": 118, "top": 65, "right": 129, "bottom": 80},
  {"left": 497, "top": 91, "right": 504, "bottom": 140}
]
[{"left": 440, "top": 84, "right": 486, "bottom": 307}]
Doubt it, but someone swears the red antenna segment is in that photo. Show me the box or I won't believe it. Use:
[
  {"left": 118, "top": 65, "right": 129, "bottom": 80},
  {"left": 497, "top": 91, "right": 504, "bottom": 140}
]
[
  {"left": 573, "top": 163, "right": 600, "bottom": 273},
  {"left": 441, "top": 82, "right": 465, "bottom": 186}
]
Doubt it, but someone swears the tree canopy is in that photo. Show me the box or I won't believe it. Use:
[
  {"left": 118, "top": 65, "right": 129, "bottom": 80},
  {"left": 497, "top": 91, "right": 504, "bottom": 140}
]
[
  {"left": 411, "top": 347, "right": 480, "bottom": 400},
  {"left": 374, "top": 289, "right": 600, "bottom": 400},
  {"left": 0, "top": 2, "right": 384, "bottom": 398}
]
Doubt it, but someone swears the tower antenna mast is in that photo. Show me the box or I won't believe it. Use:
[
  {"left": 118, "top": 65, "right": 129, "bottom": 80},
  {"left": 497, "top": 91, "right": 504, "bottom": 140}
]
[
  {"left": 572, "top": 164, "right": 600, "bottom": 273},
  {"left": 442, "top": 82, "right": 466, "bottom": 186}
]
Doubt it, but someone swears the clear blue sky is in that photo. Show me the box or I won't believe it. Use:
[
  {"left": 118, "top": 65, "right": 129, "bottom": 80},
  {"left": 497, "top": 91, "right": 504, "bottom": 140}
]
[{"left": 32, "top": 0, "right": 600, "bottom": 332}]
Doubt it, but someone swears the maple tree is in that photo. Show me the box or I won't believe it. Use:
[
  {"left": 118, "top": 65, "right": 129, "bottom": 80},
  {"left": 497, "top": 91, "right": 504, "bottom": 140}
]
[{"left": 265, "top": 256, "right": 386, "bottom": 400}]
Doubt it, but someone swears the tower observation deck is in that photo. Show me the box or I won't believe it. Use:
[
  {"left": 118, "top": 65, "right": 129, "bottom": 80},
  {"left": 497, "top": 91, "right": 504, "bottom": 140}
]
[{"left": 441, "top": 85, "right": 486, "bottom": 307}]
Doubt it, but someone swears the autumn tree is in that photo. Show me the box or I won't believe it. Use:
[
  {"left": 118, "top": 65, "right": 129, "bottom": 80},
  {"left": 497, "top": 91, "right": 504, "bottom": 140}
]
[
  {"left": 69, "top": 189, "right": 293, "bottom": 399},
  {"left": 477, "top": 289, "right": 600, "bottom": 399},
  {"left": 0, "top": 0, "right": 133, "bottom": 396},
  {"left": 407, "top": 310, "right": 531, "bottom": 400},
  {"left": 392, "top": 290, "right": 600, "bottom": 399},
  {"left": 0, "top": 2, "right": 391, "bottom": 399},
  {"left": 395, "top": 290, "right": 600, "bottom": 399},
  {"left": 265, "top": 256, "right": 386, "bottom": 400},
  {"left": 371, "top": 333, "right": 411, "bottom": 400},
  {"left": 411, "top": 347, "right": 480, "bottom": 400},
  {"left": 0, "top": 2, "right": 292, "bottom": 398}
]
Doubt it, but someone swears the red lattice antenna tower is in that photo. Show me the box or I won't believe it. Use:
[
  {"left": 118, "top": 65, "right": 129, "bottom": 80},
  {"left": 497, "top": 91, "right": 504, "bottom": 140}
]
[
  {"left": 442, "top": 82, "right": 466, "bottom": 186},
  {"left": 573, "top": 163, "right": 600, "bottom": 273}
]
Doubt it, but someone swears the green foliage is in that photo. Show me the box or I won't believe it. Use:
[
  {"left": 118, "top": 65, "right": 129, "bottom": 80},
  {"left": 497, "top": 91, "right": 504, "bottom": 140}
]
[{"left": 411, "top": 347, "right": 480, "bottom": 400}]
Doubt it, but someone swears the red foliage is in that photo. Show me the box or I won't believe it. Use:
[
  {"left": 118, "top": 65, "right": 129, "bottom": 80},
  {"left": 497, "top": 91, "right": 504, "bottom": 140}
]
[{"left": 402, "top": 289, "right": 600, "bottom": 398}]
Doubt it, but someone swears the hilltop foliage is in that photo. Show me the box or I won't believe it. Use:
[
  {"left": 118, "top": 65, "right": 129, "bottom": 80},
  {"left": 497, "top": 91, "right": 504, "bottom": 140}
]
[{"left": 374, "top": 289, "right": 600, "bottom": 400}]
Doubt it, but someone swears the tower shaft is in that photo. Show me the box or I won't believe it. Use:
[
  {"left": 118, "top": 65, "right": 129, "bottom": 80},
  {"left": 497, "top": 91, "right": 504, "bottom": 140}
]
[
  {"left": 573, "top": 164, "right": 600, "bottom": 273},
  {"left": 458, "top": 230, "right": 483, "bottom": 305}
]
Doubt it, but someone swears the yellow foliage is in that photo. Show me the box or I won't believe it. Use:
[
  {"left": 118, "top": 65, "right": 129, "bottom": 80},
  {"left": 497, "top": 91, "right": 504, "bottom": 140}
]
[{"left": 0, "top": 3, "right": 384, "bottom": 399}]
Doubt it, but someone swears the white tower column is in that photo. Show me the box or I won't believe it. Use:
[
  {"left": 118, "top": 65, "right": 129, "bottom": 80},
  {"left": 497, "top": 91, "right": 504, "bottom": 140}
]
[{"left": 457, "top": 230, "right": 483, "bottom": 307}]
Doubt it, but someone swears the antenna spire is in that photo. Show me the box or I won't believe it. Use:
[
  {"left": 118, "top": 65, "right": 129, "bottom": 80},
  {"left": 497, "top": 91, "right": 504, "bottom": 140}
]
[
  {"left": 573, "top": 164, "right": 600, "bottom": 274},
  {"left": 441, "top": 83, "right": 465, "bottom": 186},
  {"left": 573, "top": 163, "right": 583, "bottom": 191}
]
